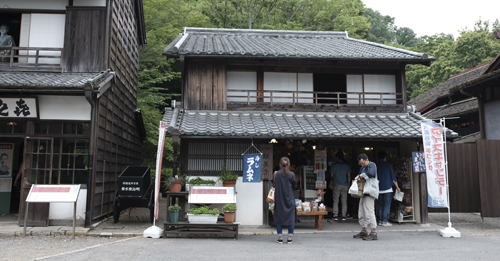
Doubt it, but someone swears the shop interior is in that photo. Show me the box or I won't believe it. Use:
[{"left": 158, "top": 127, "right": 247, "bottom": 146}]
[{"left": 269, "top": 139, "right": 415, "bottom": 223}]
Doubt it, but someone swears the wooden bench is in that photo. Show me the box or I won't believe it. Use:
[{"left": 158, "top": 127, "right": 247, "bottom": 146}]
[
  {"left": 164, "top": 222, "right": 239, "bottom": 239},
  {"left": 272, "top": 210, "right": 328, "bottom": 230}
]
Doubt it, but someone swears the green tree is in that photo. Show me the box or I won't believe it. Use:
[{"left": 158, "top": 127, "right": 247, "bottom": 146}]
[
  {"left": 138, "top": 0, "right": 211, "bottom": 173},
  {"left": 363, "top": 7, "right": 395, "bottom": 44}
]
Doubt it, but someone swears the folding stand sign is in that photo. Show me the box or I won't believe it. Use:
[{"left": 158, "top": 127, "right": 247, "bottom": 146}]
[{"left": 24, "top": 184, "right": 81, "bottom": 239}]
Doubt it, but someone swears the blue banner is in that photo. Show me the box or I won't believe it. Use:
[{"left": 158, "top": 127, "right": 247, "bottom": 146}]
[
  {"left": 412, "top": 151, "right": 425, "bottom": 173},
  {"left": 243, "top": 153, "right": 261, "bottom": 183}
]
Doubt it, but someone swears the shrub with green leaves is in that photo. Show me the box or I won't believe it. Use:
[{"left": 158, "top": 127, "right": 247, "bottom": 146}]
[
  {"left": 222, "top": 203, "right": 237, "bottom": 212},
  {"left": 187, "top": 177, "right": 216, "bottom": 186},
  {"left": 187, "top": 205, "right": 220, "bottom": 215},
  {"left": 168, "top": 204, "right": 181, "bottom": 212},
  {"left": 218, "top": 164, "right": 238, "bottom": 182}
]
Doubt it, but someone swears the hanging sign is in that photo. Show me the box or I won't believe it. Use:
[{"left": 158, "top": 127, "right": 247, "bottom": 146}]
[
  {"left": 243, "top": 153, "right": 261, "bottom": 182},
  {"left": 0, "top": 97, "right": 39, "bottom": 120},
  {"left": 421, "top": 121, "right": 448, "bottom": 208},
  {"left": 412, "top": 151, "right": 425, "bottom": 173},
  {"left": 259, "top": 144, "right": 273, "bottom": 181}
]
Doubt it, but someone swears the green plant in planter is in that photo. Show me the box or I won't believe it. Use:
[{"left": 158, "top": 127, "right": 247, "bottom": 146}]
[
  {"left": 187, "top": 205, "right": 220, "bottom": 215},
  {"left": 187, "top": 177, "right": 216, "bottom": 186},
  {"left": 163, "top": 173, "right": 188, "bottom": 190},
  {"left": 168, "top": 204, "right": 181, "bottom": 212},
  {"left": 222, "top": 203, "right": 237, "bottom": 212},
  {"left": 218, "top": 164, "right": 238, "bottom": 182}
]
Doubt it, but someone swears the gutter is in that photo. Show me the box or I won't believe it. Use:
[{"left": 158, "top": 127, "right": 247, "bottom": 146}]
[
  {"left": 83, "top": 83, "right": 97, "bottom": 228},
  {"left": 104, "top": 0, "right": 111, "bottom": 69}
]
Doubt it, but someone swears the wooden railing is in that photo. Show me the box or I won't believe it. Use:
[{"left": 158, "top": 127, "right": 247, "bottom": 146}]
[
  {"left": 226, "top": 90, "right": 403, "bottom": 107},
  {"left": 0, "top": 47, "right": 63, "bottom": 71}
]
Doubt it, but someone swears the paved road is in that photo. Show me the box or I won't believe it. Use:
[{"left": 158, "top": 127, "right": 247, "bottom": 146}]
[{"left": 5, "top": 230, "right": 499, "bottom": 261}]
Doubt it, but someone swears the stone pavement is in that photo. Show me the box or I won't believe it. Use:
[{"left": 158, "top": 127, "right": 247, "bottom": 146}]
[{"left": 2, "top": 198, "right": 496, "bottom": 238}]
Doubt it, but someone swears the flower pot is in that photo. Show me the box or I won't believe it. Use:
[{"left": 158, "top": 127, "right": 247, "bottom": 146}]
[
  {"left": 224, "top": 211, "right": 235, "bottom": 224},
  {"left": 187, "top": 214, "right": 218, "bottom": 224},
  {"left": 168, "top": 210, "right": 179, "bottom": 223},
  {"left": 170, "top": 181, "right": 182, "bottom": 192},
  {"left": 223, "top": 181, "right": 236, "bottom": 187}
]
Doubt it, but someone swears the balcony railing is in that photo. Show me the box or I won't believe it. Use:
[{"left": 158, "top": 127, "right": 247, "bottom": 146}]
[
  {"left": 0, "top": 47, "right": 63, "bottom": 71},
  {"left": 227, "top": 90, "right": 404, "bottom": 107}
]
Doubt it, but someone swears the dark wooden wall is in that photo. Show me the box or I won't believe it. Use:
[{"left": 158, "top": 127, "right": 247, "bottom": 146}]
[
  {"left": 184, "top": 60, "right": 227, "bottom": 110},
  {"left": 90, "top": 0, "right": 143, "bottom": 220},
  {"left": 477, "top": 140, "right": 500, "bottom": 217},
  {"left": 62, "top": 7, "right": 106, "bottom": 73},
  {"left": 434, "top": 143, "right": 481, "bottom": 212}
]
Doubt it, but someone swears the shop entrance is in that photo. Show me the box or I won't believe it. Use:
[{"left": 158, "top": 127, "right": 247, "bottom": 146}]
[
  {"left": 0, "top": 137, "right": 24, "bottom": 216},
  {"left": 270, "top": 139, "right": 401, "bottom": 220}
]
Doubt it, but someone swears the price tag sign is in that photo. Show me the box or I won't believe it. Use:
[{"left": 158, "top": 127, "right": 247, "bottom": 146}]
[{"left": 26, "top": 184, "right": 81, "bottom": 203}]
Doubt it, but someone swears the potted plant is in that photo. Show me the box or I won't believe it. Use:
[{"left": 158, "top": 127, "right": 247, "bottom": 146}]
[
  {"left": 187, "top": 177, "right": 216, "bottom": 186},
  {"left": 222, "top": 203, "right": 237, "bottom": 224},
  {"left": 168, "top": 204, "right": 181, "bottom": 223},
  {"left": 187, "top": 205, "right": 220, "bottom": 224},
  {"left": 164, "top": 173, "right": 187, "bottom": 193},
  {"left": 218, "top": 164, "right": 238, "bottom": 187}
]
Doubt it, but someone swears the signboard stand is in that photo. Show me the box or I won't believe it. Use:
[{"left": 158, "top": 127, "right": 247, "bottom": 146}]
[{"left": 23, "top": 185, "right": 81, "bottom": 239}]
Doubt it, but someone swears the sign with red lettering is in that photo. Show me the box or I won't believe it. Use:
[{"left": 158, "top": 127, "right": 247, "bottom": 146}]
[
  {"left": 421, "top": 121, "right": 448, "bottom": 208},
  {"left": 26, "top": 185, "right": 81, "bottom": 203}
]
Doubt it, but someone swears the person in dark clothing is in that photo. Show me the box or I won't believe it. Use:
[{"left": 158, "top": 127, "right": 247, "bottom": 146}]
[
  {"left": 273, "top": 157, "right": 297, "bottom": 244},
  {"left": 377, "top": 151, "right": 400, "bottom": 227}
]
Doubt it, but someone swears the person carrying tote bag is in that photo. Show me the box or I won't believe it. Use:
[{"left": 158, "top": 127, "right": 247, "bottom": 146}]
[{"left": 353, "top": 153, "right": 379, "bottom": 241}]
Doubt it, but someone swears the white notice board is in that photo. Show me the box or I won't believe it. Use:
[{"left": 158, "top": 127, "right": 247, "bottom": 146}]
[{"left": 26, "top": 185, "right": 81, "bottom": 203}]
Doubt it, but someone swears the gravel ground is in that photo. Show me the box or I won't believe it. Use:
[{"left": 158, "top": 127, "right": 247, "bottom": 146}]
[{"left": 0, "top": 236, "right": 126, "bottom": 261}]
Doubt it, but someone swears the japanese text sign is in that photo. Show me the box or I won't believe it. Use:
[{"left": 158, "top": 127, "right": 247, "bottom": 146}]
[
  {"left": 0, "top": 97, "right": 39, "bottom": 119},
  {"left": 412, "top": 151, "right": 425, "bottom": 173},
  {"left": 243, "top": 153, "right": 261, "bottom": 183},
  {"left": 421, "top": 121, "right": 448, "bottom": 208},
  {"left": 26, "top": 185, "right": 81, "bottom": 203}
]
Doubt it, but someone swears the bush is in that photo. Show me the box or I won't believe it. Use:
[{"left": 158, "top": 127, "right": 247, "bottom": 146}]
[
  {"left": 168, "top": 204, "right": 181, "bottom": 212},
  {"left": 218, "top": 164, "right": 238, "bottom": 182},
  {"left": 187, "top": 177, "right": 216, "bottom": 186},
  {"left": 187, "top": 205, "right": 220, "bottom": 215},
  {"left": 222, "top": 203, "right": 237, "bottom": 212}
]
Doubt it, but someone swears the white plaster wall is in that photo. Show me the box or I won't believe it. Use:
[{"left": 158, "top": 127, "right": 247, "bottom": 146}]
[
  {"left": 234, "top": 177, "right": 263, "bottom": 225},
  {"left": 38, "top": 95, "right": 91, "bottom": 120},
  {"left": 1, "top": 0, "right": 105, "bottom": 9},
  {"left": 49, "top": 188, "right": 86, "bottom": 221},
  {"left": 29, "top": 14, "right": 66, "bottom": 64}
]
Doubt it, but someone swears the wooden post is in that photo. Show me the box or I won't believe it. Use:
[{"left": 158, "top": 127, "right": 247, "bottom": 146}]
[{"left": 419, "top": 172, "right": 428, "bottom": 224}]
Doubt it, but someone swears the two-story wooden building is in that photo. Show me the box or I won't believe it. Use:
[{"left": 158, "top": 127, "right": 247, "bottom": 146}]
[
  {"left": 162, "top": 28, "right": 458, "bottom": 225},
  {"left": 0, "top": 0, "right": 146, "bottom": 226}
]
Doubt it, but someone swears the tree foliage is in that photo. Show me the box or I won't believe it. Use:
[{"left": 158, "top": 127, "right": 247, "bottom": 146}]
[{"left": 407, "top": 19, "right": 500, "bottom": 99}]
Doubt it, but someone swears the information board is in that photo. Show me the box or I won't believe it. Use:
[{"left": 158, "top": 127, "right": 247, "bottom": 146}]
[{"left": 26, "top": 184, "right": 81, "bottom": 203}]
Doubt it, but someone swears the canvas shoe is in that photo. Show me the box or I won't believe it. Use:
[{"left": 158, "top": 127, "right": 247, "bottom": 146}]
[
  {"left": 382, "top": 222, "right": 393, "bottom": 227},
  {"left": 341, "top": 216, "right": 346, "bottom": 221},
  {"left": 363, "top": 233, "right": 378, "bottom": 241},
  {"left": 353, "top": 231, "right": 368, "bottom": 239},
  {"left": 277, "top": 238, "right": 283, "bottom": 244},
  {"left": 287, "top": 238, "right": 293, "bottom": 244},
  {"left": 378, "top": 221, "right": 383, "bottom": 226},
  {"left": 333, "top": 216, "right": 339, "bottom": 221}
]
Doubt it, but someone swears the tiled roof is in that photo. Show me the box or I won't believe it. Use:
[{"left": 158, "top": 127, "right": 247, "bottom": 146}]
[
  {"left": 453, "top": 132, "right": 481, "bottom": 144},
  {"left": 408, "top": 63, "right": 488, "bottom": 111},
  {"left": 423, "top": 98, "right": 478, "bottom": 119},
  {"left": 163, "top": 110, "right": 459, "bottom": 139},
  {"left": 0, "top": 70, "right": 114, "bottom": 90},
  {"left": 164, "top": 28, "right": 433, "bottom": 63}
]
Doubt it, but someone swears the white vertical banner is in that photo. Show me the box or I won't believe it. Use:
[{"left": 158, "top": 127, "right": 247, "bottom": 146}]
[
  {"left": 154, "top": 122, "right": 168, "bottom": 220},
  {"left": 421, "top": 121, "right": 448, "bottom": 208}
]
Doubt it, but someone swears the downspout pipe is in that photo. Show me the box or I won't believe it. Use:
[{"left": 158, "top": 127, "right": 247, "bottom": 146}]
[
  {"left": 104, "top": 0, "right": 111, "bottom": 69},
  {"left": 83, "top": 85, "right": 95, "bottom": 227}
]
